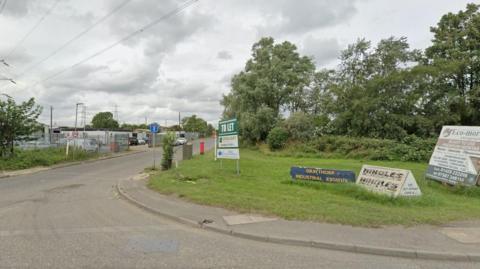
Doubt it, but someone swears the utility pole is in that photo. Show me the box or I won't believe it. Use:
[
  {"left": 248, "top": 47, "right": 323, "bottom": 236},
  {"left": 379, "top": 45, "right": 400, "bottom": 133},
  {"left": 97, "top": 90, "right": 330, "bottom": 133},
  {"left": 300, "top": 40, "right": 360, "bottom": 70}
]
[
  {"left": 83, "top": 105, "right": 87, "bottom": 148},
  {"left": 74, "top": 103, "right": 84, "bottom": 159},
  {"left": 74, "top": 104, "right": 78, "bottom": 133},
  {"left": 50, "top": 106, "right": 53, "bottom": 144},
  {"left": 114, "top": 104, "right": 119, "bottom": 122},
  {"left": 178, "top": 112, "right": 181, "bottom": 128}
]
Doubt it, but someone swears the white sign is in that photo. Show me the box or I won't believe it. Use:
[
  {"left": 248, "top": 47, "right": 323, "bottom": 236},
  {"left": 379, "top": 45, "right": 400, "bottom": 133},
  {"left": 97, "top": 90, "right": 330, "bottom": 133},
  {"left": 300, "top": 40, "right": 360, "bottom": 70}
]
[
  {"left": 426, "top": 126, "right": 480, "bottom": 186},
  {"left": 399, "top": 175, "right": 422, "bottom": 197},
  {"left": 356, "top": 165, "right": 421, "bottom": 197},
  {"left": 216, "top": 148, "right": 240, "bottom": 160},
  {"left": 218, "top": 135, "right": 239, "bottom": 148}
]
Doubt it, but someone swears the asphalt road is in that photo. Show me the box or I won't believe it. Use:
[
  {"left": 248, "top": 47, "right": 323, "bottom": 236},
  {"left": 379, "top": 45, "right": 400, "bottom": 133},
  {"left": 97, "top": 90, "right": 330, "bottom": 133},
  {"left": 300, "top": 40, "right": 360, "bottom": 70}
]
[{"left": 0, "top": 146, "right": 478, "bottom": 268}]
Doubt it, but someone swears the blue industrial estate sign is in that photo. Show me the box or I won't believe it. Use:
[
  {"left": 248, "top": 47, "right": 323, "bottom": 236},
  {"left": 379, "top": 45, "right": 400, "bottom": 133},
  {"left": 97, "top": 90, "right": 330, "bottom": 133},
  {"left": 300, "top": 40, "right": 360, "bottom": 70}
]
[
  {"left": 149, "top": 122, "right": 160, "bottom": 133},
  {"left": 290, "top": 167, "right": 356, "bottom": 183}
]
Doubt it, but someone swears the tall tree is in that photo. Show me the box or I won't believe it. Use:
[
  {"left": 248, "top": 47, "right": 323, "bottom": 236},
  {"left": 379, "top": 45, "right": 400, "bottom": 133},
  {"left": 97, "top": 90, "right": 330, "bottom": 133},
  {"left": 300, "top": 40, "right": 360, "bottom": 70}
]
[
  {"left": 91, "top": 112, "right": 119, "bottom": 129},
  {"left": 425, "top": 3, "right": 480, "bottom": 125},
  {"left": 182, "top": 115, "right": 208, "bottom": 136},
  {"left": 222, "top": 37, "right": 315, "bottom": 142},
  {"left": 0, "top": 96, "right": 42, "bottom": 157},
  {"left": 326, "top": 37, "right": 422, "bottom": 139},
  {"left": 206, "top": 123, "right": 215, "bottom": 137}
]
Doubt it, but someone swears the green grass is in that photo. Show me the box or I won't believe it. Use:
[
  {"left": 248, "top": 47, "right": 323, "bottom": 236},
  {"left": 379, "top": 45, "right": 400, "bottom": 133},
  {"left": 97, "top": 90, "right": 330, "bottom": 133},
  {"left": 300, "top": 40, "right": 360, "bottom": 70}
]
[
  {"left": 0, "top": 147, "right": 101, "bottom": 171},
  {"left": 148, "top": 148, "right": 480, "bottom": 226}
]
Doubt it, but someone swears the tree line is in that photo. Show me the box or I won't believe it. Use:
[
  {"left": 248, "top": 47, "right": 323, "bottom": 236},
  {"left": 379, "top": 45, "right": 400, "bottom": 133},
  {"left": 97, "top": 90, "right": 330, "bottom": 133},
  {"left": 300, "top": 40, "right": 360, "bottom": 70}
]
[
  {"left": 222, "top": 3, "right": 480, "bottom": 143},
  {"left": 90, "top": 112, "right": 214, "bottom": 137}
]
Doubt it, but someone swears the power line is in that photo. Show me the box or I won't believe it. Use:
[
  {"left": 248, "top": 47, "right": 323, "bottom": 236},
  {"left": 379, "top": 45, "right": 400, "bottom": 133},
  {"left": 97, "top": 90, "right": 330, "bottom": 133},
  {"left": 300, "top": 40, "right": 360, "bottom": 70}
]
[
  {"left": 26, "top": 0, "right": 199, "bottom": 90},
  {"left": 5, "top": 0, "right": 61, "bottom": 59},
  {"left": 16, "top": 0, "right": 133, "bottom": 79},
  {"left": 0, "top": 59, "right": 10, "bottom": 67},
  {"left": 0, "top": 59, "right": 16, "bottom": 86}
]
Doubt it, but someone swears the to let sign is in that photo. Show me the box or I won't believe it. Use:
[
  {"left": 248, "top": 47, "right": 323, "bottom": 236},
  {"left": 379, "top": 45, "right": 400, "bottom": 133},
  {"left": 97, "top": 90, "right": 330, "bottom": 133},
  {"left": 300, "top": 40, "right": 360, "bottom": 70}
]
[
  {"left": 218, "top": 119, "right": 238, "bottom": 136},
  {"left": 217, "top": 118, "right": 239, "bottom": 160}
]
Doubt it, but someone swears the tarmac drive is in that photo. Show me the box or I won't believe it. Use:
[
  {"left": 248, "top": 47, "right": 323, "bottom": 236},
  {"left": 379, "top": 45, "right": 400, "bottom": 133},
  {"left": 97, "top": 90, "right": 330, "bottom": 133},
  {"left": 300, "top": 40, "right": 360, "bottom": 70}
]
[{"left": 0, "top": 147, "right": 478, "bottom": 268}]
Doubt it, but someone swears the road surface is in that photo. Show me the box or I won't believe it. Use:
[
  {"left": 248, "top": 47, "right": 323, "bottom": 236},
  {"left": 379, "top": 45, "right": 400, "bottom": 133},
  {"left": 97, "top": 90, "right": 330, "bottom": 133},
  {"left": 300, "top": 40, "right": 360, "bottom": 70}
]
[{"left": 0, "top": 147, "right": 478, "bottom": 268}]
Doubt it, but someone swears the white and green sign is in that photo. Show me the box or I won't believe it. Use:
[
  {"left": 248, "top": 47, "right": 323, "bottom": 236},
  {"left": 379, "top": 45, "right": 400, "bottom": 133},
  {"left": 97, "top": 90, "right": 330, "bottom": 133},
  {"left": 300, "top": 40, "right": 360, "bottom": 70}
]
[
  {"left": 218, "top": 118, "right": 238, "bottom": 136},
  {"left": 217, "top": 118, "right": 239, "bottom": 160},
  {"left": 218, "top": 135, "right": 238, "bottom": 148}
]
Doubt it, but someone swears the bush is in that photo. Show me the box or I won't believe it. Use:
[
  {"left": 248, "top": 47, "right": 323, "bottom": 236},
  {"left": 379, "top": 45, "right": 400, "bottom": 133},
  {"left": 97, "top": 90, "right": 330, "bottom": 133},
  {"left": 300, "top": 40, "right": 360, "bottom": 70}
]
[
  {"left": 0, "top": 147, "right": 98, "bottom": 171},
  {"left": 267, "top": 127, "right": 289, "bottom": 150},
  {"left": 282, "top": 112, "right": 314, "bottom": 141},
  {"left": 161, "top": 132, "right": 176, "bottom": 170},
  {"left": 267, "top": 135, "right": 436, "bottom": 162},
  {"left": 240, "top": 106, "right": 278, "bottom": 143}
]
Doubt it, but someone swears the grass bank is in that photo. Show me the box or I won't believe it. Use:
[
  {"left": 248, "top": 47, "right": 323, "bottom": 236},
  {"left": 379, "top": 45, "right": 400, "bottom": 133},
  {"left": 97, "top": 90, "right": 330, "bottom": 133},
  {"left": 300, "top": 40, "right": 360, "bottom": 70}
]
[
  {"left": 0, "top": 147, "right": 101, "bottom": 171},
  {"left": 148, "top": 149, "right": 480, "bottom": 226}
]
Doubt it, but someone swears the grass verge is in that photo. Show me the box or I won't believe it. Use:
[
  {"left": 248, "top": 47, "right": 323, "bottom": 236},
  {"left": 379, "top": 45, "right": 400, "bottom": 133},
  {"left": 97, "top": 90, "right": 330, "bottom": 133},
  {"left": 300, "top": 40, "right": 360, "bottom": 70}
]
[
  {"left": 0, "top": 147, "right": 102, "bottom": 171},
  {"left": 148, "top": 148, "right": 480, "bottom": 226}
]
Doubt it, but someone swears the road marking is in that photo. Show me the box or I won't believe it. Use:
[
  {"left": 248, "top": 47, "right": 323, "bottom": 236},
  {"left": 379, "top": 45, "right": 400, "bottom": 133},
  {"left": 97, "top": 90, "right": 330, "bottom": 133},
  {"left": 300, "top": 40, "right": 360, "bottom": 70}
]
[{"left": 0, "top": 225, "right": 175, "bottom": 237}]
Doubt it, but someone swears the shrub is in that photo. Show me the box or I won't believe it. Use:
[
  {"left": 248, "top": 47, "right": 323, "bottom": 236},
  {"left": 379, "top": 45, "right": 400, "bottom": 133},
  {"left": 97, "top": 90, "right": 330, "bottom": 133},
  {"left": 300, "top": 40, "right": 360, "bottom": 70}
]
[
  {"left": 240, "top": 106, "right": 278, "bottom": 143},
  {"left": 161, "top": 132, "right": 176, "bottom": 170},
  {"left": 282, "top": 112, "right": 314, "bottom": 141},
  {"left": 272, "top": 135, "right": 435, "bottom": 162},
  {"left": 0, "top": 147, "right": 98, "bottom": 171},
  {"left": 267, "top": 127, "right": 289, "bottom": 150}
]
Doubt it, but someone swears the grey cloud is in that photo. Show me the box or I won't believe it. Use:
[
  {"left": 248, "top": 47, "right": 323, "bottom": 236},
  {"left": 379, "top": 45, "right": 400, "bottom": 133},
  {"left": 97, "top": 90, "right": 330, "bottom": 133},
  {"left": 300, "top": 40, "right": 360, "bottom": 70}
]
[
  {"left": 153, "top": 79, "right": 222, "bottom": 105},
  {"left": 45, "top": 50, "right": 162, "bottom": 95},
  {"left": 217, "top": 50, "right": 232, "bottom": 60},
  {"left": 1, "top": 0, "right": 31, "bottom": 17},
  {"left": 302, "top": 36, "right": 341, "bottom": 65},
  {"left": 252, "top": 0, "right": 358, "bottom": 36},
  {"left": 106, "top": 0, "right": 213, "bottom": 53},
  {"left": 0, "top": 0, "right": 59, "bottom": 17},
  {"left": 0, "top": 47, "right": 33, "bottom": 66}
]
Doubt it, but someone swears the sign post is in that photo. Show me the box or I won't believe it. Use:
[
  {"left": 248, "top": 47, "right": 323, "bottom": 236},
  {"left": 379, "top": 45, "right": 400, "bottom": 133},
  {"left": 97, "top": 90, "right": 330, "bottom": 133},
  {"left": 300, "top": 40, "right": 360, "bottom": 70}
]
[
  {"left": 217, "top": 118, "right": 240, "bottom": 174},
  {"left": 149, "top": 122, "right": 160, "bottom": 169},
  {"left": 214, "top": 129, "right": 217, "bottom": 161}
]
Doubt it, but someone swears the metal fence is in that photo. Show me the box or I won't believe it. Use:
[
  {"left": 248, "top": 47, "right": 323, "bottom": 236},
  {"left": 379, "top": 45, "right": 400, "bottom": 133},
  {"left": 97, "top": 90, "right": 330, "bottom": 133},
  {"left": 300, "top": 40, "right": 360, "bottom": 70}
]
[{"left": 16, "top": 132, "right": 130, "bottom": 154}]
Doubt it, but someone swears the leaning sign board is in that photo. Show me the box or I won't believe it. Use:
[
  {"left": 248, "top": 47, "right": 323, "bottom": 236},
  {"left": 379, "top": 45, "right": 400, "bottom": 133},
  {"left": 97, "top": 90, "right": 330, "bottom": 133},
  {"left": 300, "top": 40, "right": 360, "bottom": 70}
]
[
  {"left": 290, "top": 167, "right": 355, "bottom": 183},
  {"left": 217, "top": 118, "right": 239, "bottom": 160},
  {"left": 426, "top": 126, "right": 480, "bottom": 186},
  {"left": 356, "top": 165, "right": 421, "bottom": 197}
]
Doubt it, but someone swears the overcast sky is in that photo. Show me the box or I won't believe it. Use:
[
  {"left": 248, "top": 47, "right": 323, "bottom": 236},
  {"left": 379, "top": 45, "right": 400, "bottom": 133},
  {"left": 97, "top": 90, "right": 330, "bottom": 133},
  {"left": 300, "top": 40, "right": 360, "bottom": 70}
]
[{"left": 0, "top": 0, "right": 476, "bottom": 127}]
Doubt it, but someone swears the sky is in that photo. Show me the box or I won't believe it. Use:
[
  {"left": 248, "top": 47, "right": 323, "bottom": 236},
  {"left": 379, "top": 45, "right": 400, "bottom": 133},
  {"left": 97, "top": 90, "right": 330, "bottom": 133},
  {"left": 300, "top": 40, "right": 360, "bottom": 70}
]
[{"left": 0, "top": 0, "right": 476, "bottom": 127}]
